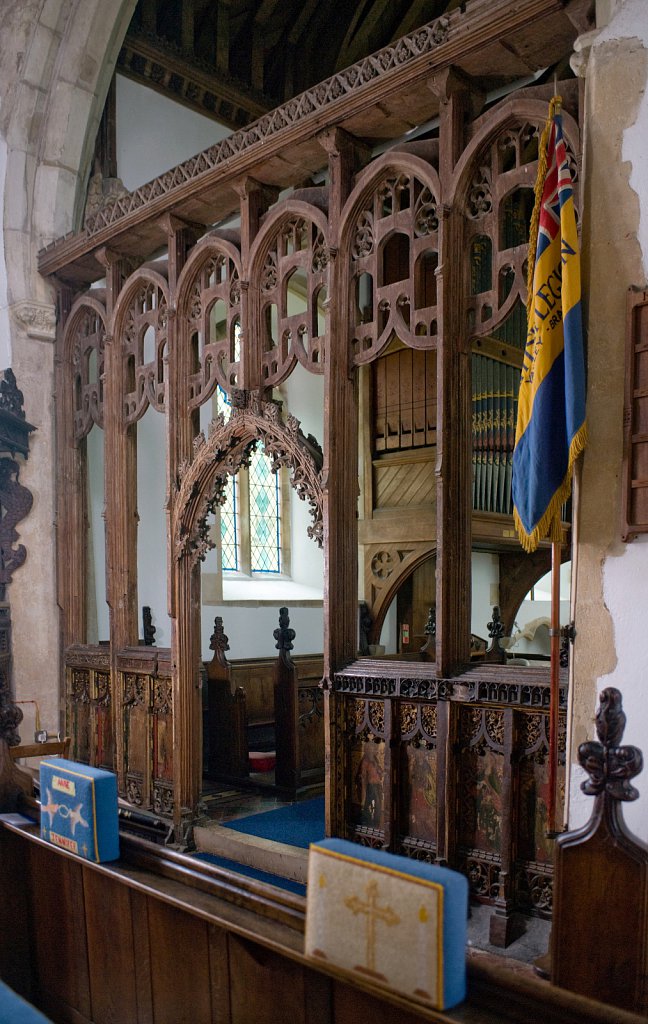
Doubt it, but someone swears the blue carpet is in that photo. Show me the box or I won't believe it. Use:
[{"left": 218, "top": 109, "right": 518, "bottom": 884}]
[
  {"left": 223, "top": 796, "right": 325, "bottom": 849},
  {"left": 194, "top": 852, "right": 306, "bottom": 896}
]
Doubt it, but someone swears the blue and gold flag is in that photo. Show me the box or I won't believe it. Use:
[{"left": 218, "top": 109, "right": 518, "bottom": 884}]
[{"left": 512, "top": 98, "right": 587, "bottom": 552}]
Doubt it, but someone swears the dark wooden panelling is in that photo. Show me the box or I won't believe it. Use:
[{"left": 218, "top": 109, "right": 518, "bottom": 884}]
[
  {"left": 146, "top": 897, "right": 213, "bottom": 1024},
  {"left": 333, "top": 980, "right": 426, "bottom": 1024},
  {"left": 130, "top": 889, "right": 154, "bottom": 1024},
  {"left": 83, "top": 867, "right": 139, "bottom": 1024},
  {"left": 27, "top": 842, "right": 92, "bottom": 1021},
  {"left": 229, "top": 935, "right": 316, "bottom": 1024},
  {"left": 0, "top": 828, "right": 34, "bottom": 999},
  {"left": 208, "top": 926, "right": 232, "bottom": 1024}
]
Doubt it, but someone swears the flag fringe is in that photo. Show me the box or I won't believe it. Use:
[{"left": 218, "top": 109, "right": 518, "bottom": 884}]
[{"left": 514, "top": 422, "right": 588, "bottom": 553}]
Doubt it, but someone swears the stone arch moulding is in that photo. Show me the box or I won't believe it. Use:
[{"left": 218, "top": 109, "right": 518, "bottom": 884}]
[{"left": 173, "top": 390, "right": 324, "bottom": 567}]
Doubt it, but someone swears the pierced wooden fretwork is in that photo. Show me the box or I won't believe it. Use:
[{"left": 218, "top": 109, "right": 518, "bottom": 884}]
[
  {"left": 174, "top": 393, "right": 323, "bottom": 565},
  {"left": 347, "top": 164, "right": 441, "bottom": 364},
  {"left": 65, "top": 299, "right": 107, "bottom": 439},
  {"left": 182, "top": 241, "right": 243, "bottom": 407},
  {"left": 120, "top": 276, "right": 170, "bottom": 422},
  {"left": 253, "top": 207, "right": 329, "bottom": 383}
]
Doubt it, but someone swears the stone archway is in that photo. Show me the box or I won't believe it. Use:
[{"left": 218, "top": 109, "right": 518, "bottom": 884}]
[{"left": 0, "top": 0, "right": 135, "bottom": 730}]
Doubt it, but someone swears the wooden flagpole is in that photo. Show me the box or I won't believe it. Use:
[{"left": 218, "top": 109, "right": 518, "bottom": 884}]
[{"left": 548, "top": 538, "right": 561, "bottom": 835}]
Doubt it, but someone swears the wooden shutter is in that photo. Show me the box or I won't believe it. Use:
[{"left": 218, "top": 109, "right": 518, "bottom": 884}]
[{"left": 622, "top": 288, "right": 648, "bottom": 540}]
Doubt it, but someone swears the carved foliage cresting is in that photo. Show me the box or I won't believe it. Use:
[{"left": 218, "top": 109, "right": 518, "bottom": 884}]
[
  {"left": 83, "top": 15, "right": 451, "bottom": 237},
  {"left": 174, "top": 394, "right": 324, "bottom": 566}
]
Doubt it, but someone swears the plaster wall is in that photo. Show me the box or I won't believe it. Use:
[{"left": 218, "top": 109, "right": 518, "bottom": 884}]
[{"left": 569, "top": 0, "right": 648, "bottom": 838}]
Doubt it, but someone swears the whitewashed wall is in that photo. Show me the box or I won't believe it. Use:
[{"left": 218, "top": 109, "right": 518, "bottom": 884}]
[{"left": 569, "top": 0, "right": 648, "bottom": 839}]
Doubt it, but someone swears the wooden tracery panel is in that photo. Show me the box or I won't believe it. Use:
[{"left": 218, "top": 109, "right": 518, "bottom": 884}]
[
  {"left": 181, "top": 241, "right": 243, "bottom": 407},
  {"left": 66, "top": 298, "right": 107, "bottom": 440},
  {"left": 347, "top": 162, "right": 441, "bottom": 365},
  {"left": 65, "top": 647, "right": 113, "bottom": 768},
  {"left": 121, "top": 274, "right": 170, "bottom": 423},
  {"left": 253, "top": 203, "right": 330, "bottom": 385}
]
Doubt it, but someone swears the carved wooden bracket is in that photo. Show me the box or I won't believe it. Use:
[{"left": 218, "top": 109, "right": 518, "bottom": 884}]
[{"left": 173, "top": 392, "right": 323, "bottom": 566}]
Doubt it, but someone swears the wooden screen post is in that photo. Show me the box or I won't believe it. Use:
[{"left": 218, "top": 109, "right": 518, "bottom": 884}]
[{"left": 548, "top": 539, "right": 561, "bottom": 835}]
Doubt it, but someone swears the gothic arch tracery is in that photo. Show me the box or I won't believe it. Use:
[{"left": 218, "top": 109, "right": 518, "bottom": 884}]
[
  {"left": 176, "top": 234, "right": 243, "bottom": 408},
  {"left": 248, "top": 200, "right": 330, "bottom": 384},
  {"left": 340, "top": 152, "right": 442, "bottom": 366},
  {"left": 173, "top": 392, "right": 324, "bottom": 567},
  {"left": 112, "top": 267, "right": 170, "bottom": 423}
]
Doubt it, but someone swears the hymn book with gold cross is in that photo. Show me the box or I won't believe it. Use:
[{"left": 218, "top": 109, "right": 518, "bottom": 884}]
[{"left": 305, "top": 838, "right": 467, "bottom": 1010}]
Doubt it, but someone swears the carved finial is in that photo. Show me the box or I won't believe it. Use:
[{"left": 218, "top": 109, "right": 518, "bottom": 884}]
[
  {"left": 579, "top": 688, "right": 643, "bottom": 801},
  {"left": 424, "top": 606, "right": 437, "bottom": 639},
  {"left": 358, "top": 602, "right": 372, "bottom": 656},
  {"left": 420, "top": 605, "right": 436, "bottom": 660},
  {"left": 485, "top": 605, "right": 506, "bottom": 664},
  {"left": 210, "top": 616, "right": 230, "bottom": 655},
  {"left": 142, "top": 606, "right": 156, "bottom": 646},
  {"left": 274, "top": 606, "right": 295, "bottom": 654}
]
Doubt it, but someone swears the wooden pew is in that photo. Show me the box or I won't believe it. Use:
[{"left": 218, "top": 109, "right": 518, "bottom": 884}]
[{"left": 203, "top": 611, "right": 324, "bottom": 794}]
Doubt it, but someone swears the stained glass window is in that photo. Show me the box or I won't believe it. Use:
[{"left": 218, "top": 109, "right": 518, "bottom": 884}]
[
  {"left": 249, "top": 444, "right": 281, "bottom": 573},
  {"left": 214, "top": 385, "right": 282, "bottom": 575},
  {"left": 215, "top": 386, "right": 238, "bottom": 570}
]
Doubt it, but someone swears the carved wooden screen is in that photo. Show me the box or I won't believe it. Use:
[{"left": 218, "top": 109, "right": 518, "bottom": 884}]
[
  {"left": 182, "top": 240, "right": 243, "bottom": 408},
  {"left": 65, "top": 647, "right": 113, "bottom": 769},
  {"left": 69, "top": 298, "right": 106, "bottom": 439},
  {"left": 347, "top": 158, "right": 440, "bottom": 636},
  {"left": 349, "top": 165, "right": 440, "bottom": 366},
  {"left": 252, "top": 203, "right": 329, "bottom": 385},
  {"left": 122, "top": 273, "right": 169, "bottom": 423},
  {"left": 622, "top": 288, "right": 648, "bottom": 540}
]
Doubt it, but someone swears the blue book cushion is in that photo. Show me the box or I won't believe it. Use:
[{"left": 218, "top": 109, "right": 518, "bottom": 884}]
[
  {"left": 305, "top": 838, "right": 467, "bottom": 1010},
  {"left": 39, "top": 759, "right": 119, "bottom": 863},
  {"left": 0, "top": 980, "right": 52, "bottom": 1022}
]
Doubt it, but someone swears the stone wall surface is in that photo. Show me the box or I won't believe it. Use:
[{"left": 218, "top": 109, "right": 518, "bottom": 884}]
[{"left": 569, "top": 0, "right": 648, "bottom": 839}]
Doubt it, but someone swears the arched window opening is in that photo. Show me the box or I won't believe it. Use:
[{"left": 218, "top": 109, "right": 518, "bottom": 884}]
[
  {"left": 470, "top": 236, "right": 492, "bottom": 295},
  {"left": 500, "top": 188, "right": 533, "bottom": 249},
  {"left": 381, "top": 232, "right": 410, "bottom": 286},
  {"left": 208, "top": 298, "right": 228, "bottom": 343},
  {"left": 356, "top": 273, "right": 373, "bottom": 324},
  {"left": 415, "top": 250, "right": 438, "bottom": 309},
  {"left": 286, "top": 266, "right": 308, "bottom": 316}
]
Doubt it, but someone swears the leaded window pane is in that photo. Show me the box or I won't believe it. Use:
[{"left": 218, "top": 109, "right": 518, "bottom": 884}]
[{"left": 249, "top": 445, "right": 281, "bottom": 573}]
